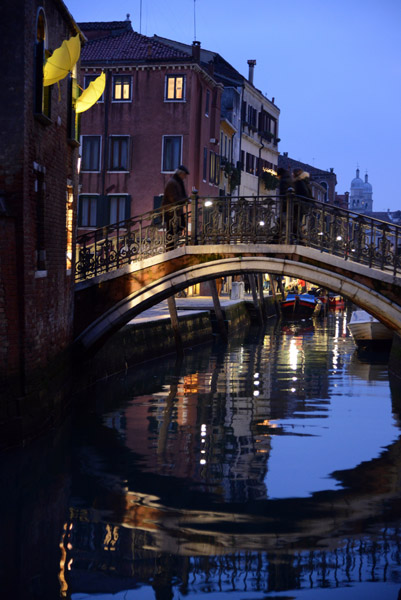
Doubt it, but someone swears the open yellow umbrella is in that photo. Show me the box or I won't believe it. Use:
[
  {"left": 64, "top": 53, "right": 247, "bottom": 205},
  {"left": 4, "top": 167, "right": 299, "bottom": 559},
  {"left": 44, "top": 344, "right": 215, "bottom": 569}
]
[
  {"left": 43, "top": 34, "right": 81, "bottom": 87},
  {"left": 75, "top": 72, "right": 106, "bottom": 113}
]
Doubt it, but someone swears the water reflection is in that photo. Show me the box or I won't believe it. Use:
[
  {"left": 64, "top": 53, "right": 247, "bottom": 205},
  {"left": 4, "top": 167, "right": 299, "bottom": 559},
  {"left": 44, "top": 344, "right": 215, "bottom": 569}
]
[
  {"left": 57, "top": 313, "right": 401, "bottom": 599},
  {"left": 2, "top": 313, "right": 401, "bottom": 599}
]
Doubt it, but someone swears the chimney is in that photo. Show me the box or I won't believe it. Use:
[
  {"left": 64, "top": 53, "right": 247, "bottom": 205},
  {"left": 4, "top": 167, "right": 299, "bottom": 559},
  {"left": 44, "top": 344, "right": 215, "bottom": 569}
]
[
  {"left": 247, "top": 59, "right": 256, "bottom": 85},
  {"left": 192, "top": 40, "right": 201, "bottom": 62}
]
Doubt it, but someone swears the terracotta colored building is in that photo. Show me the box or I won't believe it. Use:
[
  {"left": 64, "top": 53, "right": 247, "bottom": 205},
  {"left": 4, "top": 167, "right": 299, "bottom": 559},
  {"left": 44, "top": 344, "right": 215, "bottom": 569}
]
[
  {"left": 77, "top": 20, "right": 222, "bottom": 229},
  {"left": 0, "top": 0, "right": 82, "bottom": 447}
]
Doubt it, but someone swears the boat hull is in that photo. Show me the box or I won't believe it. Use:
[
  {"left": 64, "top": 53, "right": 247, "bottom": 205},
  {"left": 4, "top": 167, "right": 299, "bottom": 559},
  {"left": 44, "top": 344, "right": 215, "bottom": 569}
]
[{"left": 347, "top": 310, "right": 393, "bottom": 350}]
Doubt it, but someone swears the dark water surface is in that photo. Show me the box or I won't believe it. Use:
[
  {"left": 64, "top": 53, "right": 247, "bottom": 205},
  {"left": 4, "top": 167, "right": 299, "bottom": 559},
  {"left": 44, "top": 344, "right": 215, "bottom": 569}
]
[{"left": 2, "top": 312, "right": 401, "bottom": 599}]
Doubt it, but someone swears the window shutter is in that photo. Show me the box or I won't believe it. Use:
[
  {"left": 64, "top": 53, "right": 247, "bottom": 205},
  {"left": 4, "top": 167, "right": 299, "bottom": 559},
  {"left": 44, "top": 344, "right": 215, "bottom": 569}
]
[
  {"left": 97, "top": 195, "right": 109, "bottom": 227},
  {"left": 124, "top": 195, "right": 131, "bottom": 220}
]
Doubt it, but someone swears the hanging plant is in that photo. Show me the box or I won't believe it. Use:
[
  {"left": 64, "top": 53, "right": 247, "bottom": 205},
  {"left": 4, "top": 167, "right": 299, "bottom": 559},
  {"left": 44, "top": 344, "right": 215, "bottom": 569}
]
[
  {"left": 229, "top": 166, "right": 241, "bottom": 193},
  {"left": 260, "top": 170, "right": 278, "bottom": 191}
]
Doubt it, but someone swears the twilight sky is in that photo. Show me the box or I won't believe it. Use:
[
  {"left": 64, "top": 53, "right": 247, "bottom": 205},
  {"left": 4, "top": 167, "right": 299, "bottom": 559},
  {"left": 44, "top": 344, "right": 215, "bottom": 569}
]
[{"left": 65, "top": 0, "right": 401, "bottom": 212}]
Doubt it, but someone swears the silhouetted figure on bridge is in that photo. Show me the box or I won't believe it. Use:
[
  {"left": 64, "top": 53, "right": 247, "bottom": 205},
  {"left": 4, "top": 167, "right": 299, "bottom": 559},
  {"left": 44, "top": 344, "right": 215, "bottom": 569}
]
[
  {"left": 293, "top": 168, "right": 314, "bottom": 239},
  {"left": 162, "top": 165, "right": 189, "bottom": 250}
]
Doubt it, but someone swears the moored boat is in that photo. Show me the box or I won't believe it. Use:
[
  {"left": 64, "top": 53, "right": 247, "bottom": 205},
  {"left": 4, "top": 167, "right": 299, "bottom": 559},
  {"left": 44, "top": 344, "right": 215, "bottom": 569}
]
[
  {"left": 281, "top": 293, "right": 317, "bottom": 319},
  {"left": 347, "top": 310, "right": 393, "bottom": 351}
]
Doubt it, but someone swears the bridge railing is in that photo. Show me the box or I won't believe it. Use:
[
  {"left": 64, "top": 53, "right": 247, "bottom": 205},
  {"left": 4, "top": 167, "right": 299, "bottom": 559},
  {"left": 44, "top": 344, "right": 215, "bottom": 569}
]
[{"left": 75, "top": 194, "right": 401, "bottom": 282}]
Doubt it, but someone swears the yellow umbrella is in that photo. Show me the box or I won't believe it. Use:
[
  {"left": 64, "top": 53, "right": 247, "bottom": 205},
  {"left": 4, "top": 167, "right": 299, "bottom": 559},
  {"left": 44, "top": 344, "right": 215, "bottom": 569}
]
[
  {"left": 75, "top": 72, "right": 106, "bottom": 113},
  {"left": 43, "top": 34, "right": 81, "bottom": 87}
]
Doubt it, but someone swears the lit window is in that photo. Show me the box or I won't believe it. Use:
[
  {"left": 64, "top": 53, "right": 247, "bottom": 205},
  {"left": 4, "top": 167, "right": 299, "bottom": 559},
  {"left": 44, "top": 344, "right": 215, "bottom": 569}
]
[
  {"left": 162, "top": 136, "right": 182, "bottom": 172},
  {"left": 108, "top": 136, "right": 129, "bottom": 171},
  {"left": 165, "top": 75, "right": 185, "bottom": 101},
  {"left": 113, "top": 75, "right": 131, "bottom": 101}
]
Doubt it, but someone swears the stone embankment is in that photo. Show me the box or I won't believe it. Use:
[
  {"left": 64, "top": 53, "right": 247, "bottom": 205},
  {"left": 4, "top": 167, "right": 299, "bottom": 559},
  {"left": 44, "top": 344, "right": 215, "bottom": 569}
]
[{"left": 79, "top": 294, "right": 279, "bottom": 387}]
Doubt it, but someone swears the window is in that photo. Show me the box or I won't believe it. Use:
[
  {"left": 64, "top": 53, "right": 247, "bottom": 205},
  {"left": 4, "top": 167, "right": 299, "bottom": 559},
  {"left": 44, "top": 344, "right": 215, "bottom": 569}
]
[
  {"left": 165, "top": 75, "right": 185, "bottom": 101},
  {"left": 247, "top": 106, "right": 257, "bottom": 128},
  {"left": 112, "top": 75, "right": 131, "bottom": 101},
  {"left": 109, "top": 195, "right": 130, "bottom": 224},
  {"left": 162, "top": 136, "right": 182, "bottom": 172},
  {"left": 205, "top": 90, "right": 210, "bottom": 116},
  {"left": 34, "top": 9, "right": 51, "bottom": 119},
  {"left": 209, "top": 152, "right": 220, "bottom": 185},
  {"left": 78, "top": 195, "right": 98, "bottom": 227},
  {"left": 84, "top": 74, "right": 104, "bottom": 102},
  {"left": 108, "top": 136, "right": 129, "bottom": 171},
  {"left": 210, "top": 151, "right": 216, "bottom": 183},
  {"left": 246, "top": 152, "right": 255, "bottom": 175},
  {"left": 81, "top": 136, "right": 101, "bottom": 171}
]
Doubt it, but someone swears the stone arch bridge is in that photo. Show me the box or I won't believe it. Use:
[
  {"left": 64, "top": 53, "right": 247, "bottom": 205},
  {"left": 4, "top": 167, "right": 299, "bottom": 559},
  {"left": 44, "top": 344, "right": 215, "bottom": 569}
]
[{"left": 74, "top": 195, "right": 401, "bottom": 353}]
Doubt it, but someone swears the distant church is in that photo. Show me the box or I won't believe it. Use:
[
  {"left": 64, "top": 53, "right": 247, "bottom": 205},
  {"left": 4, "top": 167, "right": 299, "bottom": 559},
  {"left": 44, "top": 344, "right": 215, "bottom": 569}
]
[{"left": 349, "top": 168, "right": 373, "bottom": 213}]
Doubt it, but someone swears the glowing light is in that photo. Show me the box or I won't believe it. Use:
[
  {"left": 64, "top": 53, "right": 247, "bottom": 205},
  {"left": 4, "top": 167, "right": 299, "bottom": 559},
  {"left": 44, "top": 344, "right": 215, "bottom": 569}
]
[
  {"left": 200, "top": 459, "right": 206, "bottom": 465},
  {"left": 259, "top": 221, "right": 265, "bottom": 227},
  {"left": 204, "top": 200, "right": 213, "bottom": 207},
  {"left": 253, "top": 390, "right": 260, "bottom": 397}
]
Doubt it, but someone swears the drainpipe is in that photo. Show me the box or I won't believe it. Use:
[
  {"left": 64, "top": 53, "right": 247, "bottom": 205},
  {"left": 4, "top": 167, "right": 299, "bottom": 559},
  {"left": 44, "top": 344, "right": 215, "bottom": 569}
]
[{"left": 257, "top": 140, "right": 264, "bottom": 196}]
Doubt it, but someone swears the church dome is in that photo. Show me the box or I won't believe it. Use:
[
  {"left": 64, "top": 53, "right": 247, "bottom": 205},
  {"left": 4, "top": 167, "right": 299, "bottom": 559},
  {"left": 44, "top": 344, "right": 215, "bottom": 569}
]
[
  {"left": 363, "top": 173, "right": 372, "bottom": 192},
  {"left": 351, "top": 168, "right": 364, "bottom": 190}
]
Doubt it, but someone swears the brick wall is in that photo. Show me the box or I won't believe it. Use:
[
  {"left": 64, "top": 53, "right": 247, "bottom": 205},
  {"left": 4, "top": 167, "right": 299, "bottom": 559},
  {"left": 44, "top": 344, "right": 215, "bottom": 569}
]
[{"left": 0, "top": 0, "right": 82, "bottom": 445}]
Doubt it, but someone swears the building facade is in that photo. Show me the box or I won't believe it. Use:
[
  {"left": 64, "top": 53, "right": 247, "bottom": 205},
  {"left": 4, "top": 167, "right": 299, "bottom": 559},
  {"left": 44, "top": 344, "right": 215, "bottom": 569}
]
[
  {"left": 0, "top": 0, "right": 82, "bottom": 446},
  {"left": 278, "top": 153, "right": 338, "bottom": 204},
  {"left": 77, "top": 21, "right": 222, "bottom": 229}
]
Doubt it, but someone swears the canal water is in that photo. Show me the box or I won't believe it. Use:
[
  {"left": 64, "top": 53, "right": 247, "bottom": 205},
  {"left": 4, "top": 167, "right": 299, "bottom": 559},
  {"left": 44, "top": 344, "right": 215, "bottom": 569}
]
[{"left": 2, "top": 311, "right": 401, "bottom": 599}]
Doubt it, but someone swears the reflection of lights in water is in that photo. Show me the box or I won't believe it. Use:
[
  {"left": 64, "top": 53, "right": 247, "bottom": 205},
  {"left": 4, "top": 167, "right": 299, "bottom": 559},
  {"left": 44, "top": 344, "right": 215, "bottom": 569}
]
[
  {"left": 291, "top": 387, "right": 296, "bottom": 393},
  {"left": 201, "top": 424, "right": 207, "bottom": 437},
  {"left": 334, "top": 317, "right": 340, "bottom": 340},
  {"left": 67, "top": 559, "right": 73, "bottom": 571},
  {"left": 292, "top": 376, "right": 297, "bottom": 381},
  {"left": 289, "top": 339, "right": 299, "bottom": 370},
  {"left": 254, "top": 373, "right": 259, "bottom": 378},
  {"left": 254, "top": 380, "right": 260, "bottom": 386},
  {"left": 253, "top": 390, "right": 260, "bottom": 397},
  {"left": 333, "top": 343, "right": 339, "bottom": 370},
  {"left": 343, "top": 316, "right": 348, "bottom": 336}
]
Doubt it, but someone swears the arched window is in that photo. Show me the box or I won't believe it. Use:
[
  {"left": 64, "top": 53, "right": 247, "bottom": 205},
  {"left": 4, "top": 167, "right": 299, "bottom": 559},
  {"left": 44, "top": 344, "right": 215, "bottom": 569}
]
[
  {"left": 320, "top": 181, "right": 328, "bottom": 202},
  {"left": 34, "top": 9, "right": 51, "bottom": 118}
]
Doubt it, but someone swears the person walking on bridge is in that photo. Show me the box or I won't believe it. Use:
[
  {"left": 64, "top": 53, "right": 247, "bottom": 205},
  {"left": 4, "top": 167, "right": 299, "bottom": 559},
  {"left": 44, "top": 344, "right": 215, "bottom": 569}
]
[
  {"left": 162, "top": 165, "right": 190, "bottom": 250},
  {"left": 293, "top": 168, "right": 314, "bottom": 238}
]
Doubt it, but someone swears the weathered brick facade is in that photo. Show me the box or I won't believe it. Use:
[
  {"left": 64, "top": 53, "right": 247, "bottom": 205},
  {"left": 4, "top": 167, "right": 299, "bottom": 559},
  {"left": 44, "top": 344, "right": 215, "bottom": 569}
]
[
  {"left": 0, "top": 0, "right": 82, "bottom": 447},
  {"left": 78, "top": 22, "right": 222, "bottom": 228}
]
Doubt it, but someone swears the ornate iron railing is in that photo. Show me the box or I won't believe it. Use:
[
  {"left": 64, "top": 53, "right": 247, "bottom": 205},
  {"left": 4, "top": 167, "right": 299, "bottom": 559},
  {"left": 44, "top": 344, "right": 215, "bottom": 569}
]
[{"left": 74, "top": 194, "right": 401, "bottom": 282}]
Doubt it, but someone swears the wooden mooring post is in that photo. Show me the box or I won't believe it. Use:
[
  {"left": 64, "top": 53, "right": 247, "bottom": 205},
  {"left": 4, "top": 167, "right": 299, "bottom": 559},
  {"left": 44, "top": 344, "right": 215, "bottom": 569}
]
[
  {"left": 167, "top": 295, "right": 184, "bottom": 357},
  {"left": 209, "top": 279, "right": 228, "bottom": 341}
]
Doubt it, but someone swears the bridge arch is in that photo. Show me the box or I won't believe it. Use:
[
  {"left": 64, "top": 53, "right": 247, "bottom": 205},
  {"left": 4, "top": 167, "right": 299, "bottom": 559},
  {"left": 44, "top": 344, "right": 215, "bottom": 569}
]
[{"left": 74, "top": 244, "right": 401, "bottom": 353}]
